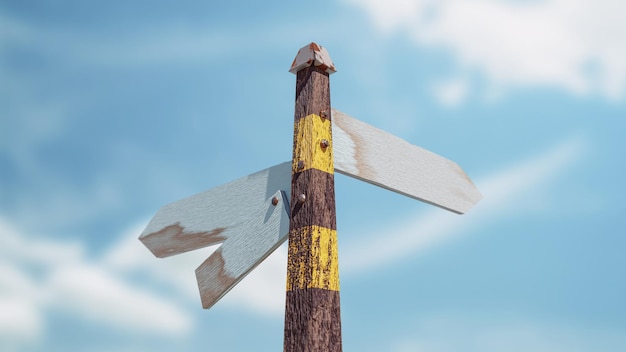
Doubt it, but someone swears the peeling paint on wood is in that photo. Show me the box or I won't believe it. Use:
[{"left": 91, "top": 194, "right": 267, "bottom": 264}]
[
  {"left": 139, "top": 162, "right": 293, "bottom": 309},
  {"left": 331, "top": 109, "right": 482, "bottom": 214},
  {"left": 285, "top": 53, "right": 342, "bottom": 351},
  {"left": 292, "top": 113, "right": 334, "bottom": 175},
  {"left": 195, "top": 190, "right": 290, "bottom": 309},
  {"left": 140, "top": 223, "right": 226, "bottom": 258},
  {"left": 286, "top": 225, "right": 339, "bottom": 291},
  {"left": 139, "top": 162, "right": 292, "bottom": 257}
]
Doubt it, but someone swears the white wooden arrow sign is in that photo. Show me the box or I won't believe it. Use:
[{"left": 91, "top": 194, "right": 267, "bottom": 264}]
[
  {"left": 332, "top": 109, "right": 481, "bottom": 214},
  {"left": 139, "top": 109, "right": 481, "bottom": 309},
  {"left": 139, "top": 162, "right": 291, "bottom": 309}
]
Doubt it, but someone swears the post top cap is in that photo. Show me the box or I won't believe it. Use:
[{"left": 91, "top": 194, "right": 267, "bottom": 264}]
[{"left": 289, "top": 42, "right": 336, "bottom": 75}]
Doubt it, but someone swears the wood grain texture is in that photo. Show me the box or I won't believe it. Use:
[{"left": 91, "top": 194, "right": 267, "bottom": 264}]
[
  {"left": 139, "top": 162, "right": 292, "bottom": 257},
  {"left": 285, "top": 61, "right": 342, "bottom": 352},
  {"left": 331, "top": 109, "right": 482, "bottom": 214},
  {"left": 290, "top": 169, "right": 337, "bottom": 231},
  {"left": 195, "top": 190, "right": 290, "bottom": 309},
  {"left": 138, "top": 162, "right": 292, "bottom": 310},
  {"left": 284, "top": 289, "right": 342, "bottom": 352},
  {"left": 292, "top": 113, "right": 334, "bottom": 174},
  {"left": 286, "top": 226, "right": 339, "bottom": 291},
  {"left": 295, "top": 66, "right": 331, "bottom": 121}
]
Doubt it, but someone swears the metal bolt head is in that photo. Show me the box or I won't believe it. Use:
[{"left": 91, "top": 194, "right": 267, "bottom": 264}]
[
  {"left": 320, "top": 139, "right": 329, "bottom": 149},
  {"left": 271, "top": 197, "right": 279, "bottom": 206},
  {"left": 297, "top": 160, "right": 306, "bottom": 170},
  {"left": 298, "top": 193, "right": 306, "bottom": 203}
]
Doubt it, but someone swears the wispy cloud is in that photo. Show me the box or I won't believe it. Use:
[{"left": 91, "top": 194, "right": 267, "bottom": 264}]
[
  {"left": 0, "top": 265, "right": 42, "bottom": 348},
  {"left": 103, "top": 220, "right": 289, "bottom": 316},
  {"left": 101, "top": 135, "right": 588, "bottom": 317},
  {"left": 0, "top": 7, "right": 338, "bottom": 70},
  {"left": 0, "top": 8, "right": 236, "bottom": 68},
  {"left": 0, "top": 135, "right": 589, "bottom": 339},
  {"left": 390, "top": 313, "right": 626, "bottom": 352},
  {"left": 431, "top": 77, "right": 469, "bottom": 107},
  {"left": 341, "top": 135, "right": 586, "bottom": 273},
  {"left": 125, "top": 135, "right": 587, "bottom": 316},
  {"left": 0, "top": 217, "right": 193, "bottom": 346},
  {"left": 348, "top": 0, "right": 626, "bottom": 100},
  {"left": 45, "top": 264, "right": 190, "bottom": 335},
  {"left": 218, "top": 246, "right": 287, "bottom": 315}
]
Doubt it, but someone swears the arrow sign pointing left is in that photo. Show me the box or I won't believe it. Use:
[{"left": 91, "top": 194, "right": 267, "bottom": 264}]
[
  {"left": 139, "top": 44, "right": 481, "bottom": 352},
  {"left": 138, "top": 111, "right": 481, "bottom": 309},
  {"left": 139, "top": 162, "right": 291, "bottom": 309},
  {"left": 138, "top": 111, "right": 481, "bottom": 310}
]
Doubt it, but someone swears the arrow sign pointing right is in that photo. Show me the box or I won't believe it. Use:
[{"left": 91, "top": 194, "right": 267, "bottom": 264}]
[
  {"left": 138, "top": 112, "right": 481, "bottom": 310},
  {"left": 331, "top": 109, "right": 482, "bottom": 214}
]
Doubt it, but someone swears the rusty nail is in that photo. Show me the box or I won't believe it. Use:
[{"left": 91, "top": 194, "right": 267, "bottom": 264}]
[
  {"left": 271, "top": 197, "right": 279, "bottom": 206},
  {"left": 320, "top": 110, "right": 327, "bottom": 119},
  {"left": 298, "top": 194, "right": 306, "bottom": 203},
  {"left": 320, "top": 139, "right": 329, "bottom": 149},
  {"left": 297, "top": 160, "right": 305, "bottom": 170}
]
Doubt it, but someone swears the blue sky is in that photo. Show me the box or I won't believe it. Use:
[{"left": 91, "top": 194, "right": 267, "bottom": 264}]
[{"left": 1, "top": 0, "right": 625, "bottom": 351}]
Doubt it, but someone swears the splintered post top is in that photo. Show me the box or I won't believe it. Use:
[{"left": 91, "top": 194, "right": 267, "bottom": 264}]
[{"left": 289, "top": 42, "right": 336, "bottom": 74}]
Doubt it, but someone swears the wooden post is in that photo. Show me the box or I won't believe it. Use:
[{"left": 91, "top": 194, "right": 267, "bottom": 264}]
[
  {"left": 284, "top": 43, "right": 341, "bottom": 352},
  {"left": 139, "top": 43, "right": 482, "bottom": 352}
]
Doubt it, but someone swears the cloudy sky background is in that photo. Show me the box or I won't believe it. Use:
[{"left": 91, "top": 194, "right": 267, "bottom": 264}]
[{"left": 1, "top": 0, "right": 625, "bottom": 351}]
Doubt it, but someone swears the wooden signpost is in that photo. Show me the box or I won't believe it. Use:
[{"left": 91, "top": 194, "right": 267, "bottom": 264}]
[
  {"left": 139, "top": 43, "right": 481, "bottom": 351},
  {"left": 284, "top": 43, "right": 341, "bottom": 351}
]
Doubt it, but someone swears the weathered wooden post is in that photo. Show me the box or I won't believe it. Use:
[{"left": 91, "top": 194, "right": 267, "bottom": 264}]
[
  {"left": 284, "top": 43, "right": 341, "bottom": 352},
  {"left": 138, "top": 41, "right": 481, "bottom": 352}
]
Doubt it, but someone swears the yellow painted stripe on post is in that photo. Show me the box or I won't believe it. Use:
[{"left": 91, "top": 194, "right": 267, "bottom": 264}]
[
  {"left": 286, "top": 225, "right": 339, "bottom": 291},
  {"left": 292, "top": 114, "right": 334, "bottom": 175}
]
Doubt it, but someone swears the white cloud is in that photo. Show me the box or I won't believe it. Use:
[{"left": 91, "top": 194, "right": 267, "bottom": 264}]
[
  {"left": 106, "top": 136, "right": 587, "bottom": 316},
  {"left": 0, "top": 298, "right": 42, "bottom": 352},
  {"left": 432, "top": 77, "right": 469, "bottom": 107},
  {"left": 390, "top": 314, "right": 626, "bottom": 352},
  {"left": 102, "top": 220, "right": 215, "bottom": 303},
  {"left": 219, "top": 246, "right": 287, "bottom": 316},
  {"left": 348, "top": 0, "right": 626, "bottom": 100},
  {"left": 0, "top": 134, "right": 590, "bottom": 345},
  {"left": 342, "top": 135, "right": 585, "bottom": 273},
  {"left": 103, "top": 219, "right": 288, "bottom": 316},
  {"left": 0, "top": 266, "right": 43, "bottom": 344},
  {"left": 0, "top": 227, "right": 84, "bottom": 268},
  {"left": 0, "top": 216, "right": 194, "bottom": 344},
  {"left": 46, "top": 264, "right": 191, "bottom": 336},
  {"left": 0, "top": 223, "right": 47, "bottom": 346}
]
